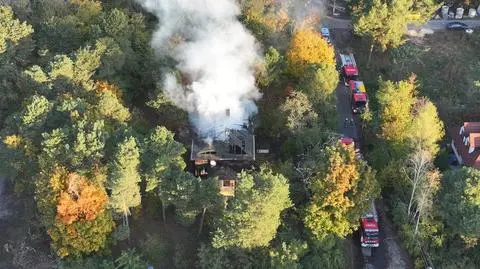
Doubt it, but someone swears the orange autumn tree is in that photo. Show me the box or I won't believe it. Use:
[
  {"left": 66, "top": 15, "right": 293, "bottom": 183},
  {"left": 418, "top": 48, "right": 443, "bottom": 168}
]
[
  {"left": 287, "top": 28, "right": 335, "bottom": 78},
  {"left": 56, "top": 173, "right": 108, "bottom": 224},
  {"left": 35, "top": 167, "right": 114, "bottom": 258}
]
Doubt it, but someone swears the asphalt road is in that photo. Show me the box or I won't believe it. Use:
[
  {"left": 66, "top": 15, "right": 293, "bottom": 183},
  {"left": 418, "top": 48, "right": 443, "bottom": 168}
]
[
  {"left": 331, "top": 28, "right": 413, "bottom": 269},
  {"left": 322, "top": 15, "right": 480, "bottom": 30}
]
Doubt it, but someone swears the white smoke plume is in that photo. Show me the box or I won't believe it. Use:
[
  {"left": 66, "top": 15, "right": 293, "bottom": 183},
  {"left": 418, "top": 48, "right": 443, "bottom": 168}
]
[{"left": 137, "top": 0, "right": 262, "bottom": 139}]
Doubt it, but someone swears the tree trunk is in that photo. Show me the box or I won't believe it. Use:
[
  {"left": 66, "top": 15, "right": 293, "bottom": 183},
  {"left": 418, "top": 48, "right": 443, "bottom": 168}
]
[
  {"left": 333, "top": 0, "right": 337, "bottom": 15},
  {"left": 407, "top": 183, "right": 416, "bottom": 217},
  {"left": 161, "top": 200, "right": 166, "bottom": 226},
  {"left": 124, "top": 212, "right": 131, "bottom": 244},
  {"left": 367, "top": 43, "right": 374, "bottom": 68},
  {"left": 414, "top": 211, "right": 420, "bottom": 235},
  {"left": 198, "top": 207, "right": 207, "bottom": 236}
]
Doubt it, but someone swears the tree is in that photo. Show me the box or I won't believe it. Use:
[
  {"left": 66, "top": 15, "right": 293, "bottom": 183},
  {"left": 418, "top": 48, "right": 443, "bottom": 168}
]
[
  {"left": 269, "top": 240, "right": 308, "bottom": 269},
  {"left": 376, "top": 76, "right": 444, "bottom": 157},
  {"left": 440, "top": 168, "right": 480, "bottom": 238},
  {"left": 280, "top": 91, "right": 318, "bottom": 135},
  {"left": 49, "top": 210, "right": 114, "bottom": 258},
  {"left": 108, "top": 136, "right": 141, "bottom": 231},
  {"left": 303, "top": 142, "right": 379, "bottom": 239},
  {"left": 195, "top": 177, "right": 222, "bottom": 235},
  {"left": 212, "top": 168, "right": 292, "bottom": 249},
  {"left": 413, "top": 169, "right": 440, "bottom": 235},
  {"left": 239, "top": 0, "right": 290, "bottom": 36},
  {"left": 287, "top": 29, "right": 335, "bottom": 77},
  {"left": 353, "top": 0, "right": 437, "bottom": 66},
  {"left": 300, "top": 237, "right": 346, "bottom": 269},
  {"left": 141, "top": 126, "right": 186, "bottom": 193},
  {"left": 56, "top": 173, "right": 108, "bottom": 225},
  {"left": 94, "top": 81, "right": 131, "bottom": 122},
  {"left": 376, "top": 77, "right": 416, "bottom": 143},
  {"left": 115, "top": 249, "right": 148, "bottom": 269},
  {"left": 404, "top": 148, "right": 432, "bottom": 218},
  {"left": 257, "top": 46, "right": 283, "bottom": 87},
  {"left": 197, "top": 243, "right": 258, "bottom": 269},
  {"left": 0, "top": 6, "right": 33, "bottom": 54},
  {"left": 300, "top": 63, "right": 339, "bottom": 102},
  {"left": 409, "top": 98, "right": 444, "bottom": 156},
  {"left": 156, "top": 168, "right": 198, "bottom": 226},
  {"left": 35, "top": 166, "right": 114, "bottom": 258}
]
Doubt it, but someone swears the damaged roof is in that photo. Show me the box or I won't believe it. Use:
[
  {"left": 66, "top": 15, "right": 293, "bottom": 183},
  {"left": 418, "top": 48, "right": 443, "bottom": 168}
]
[{"left": 190, "top": 128, "right": 255, "bottom": 161}]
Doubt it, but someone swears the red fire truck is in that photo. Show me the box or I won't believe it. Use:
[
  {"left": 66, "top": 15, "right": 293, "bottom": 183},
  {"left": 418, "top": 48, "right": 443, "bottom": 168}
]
[
  {"left": 360, "top": 201, "right": 380, "bottom": 248},
  {"left": 349, "top": 80, "right": 368, "bottom": 114},
  {"left": 340, "top": 53, "right": 359, "bottom": 85}
]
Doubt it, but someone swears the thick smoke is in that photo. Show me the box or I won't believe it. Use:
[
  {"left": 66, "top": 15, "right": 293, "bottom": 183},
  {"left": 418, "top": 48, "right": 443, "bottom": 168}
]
[{"left": 137, "top": 0, "right": 262, "bottom": 139}]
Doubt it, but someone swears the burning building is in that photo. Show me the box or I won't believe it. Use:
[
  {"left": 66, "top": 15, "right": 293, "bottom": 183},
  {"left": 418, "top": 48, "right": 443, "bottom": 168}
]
[
  {"left": 191, "top": 122, "right": 256, "bottom": 197},
  {"left": 137, "top": 0, "right": 263, "bottom": 197}
]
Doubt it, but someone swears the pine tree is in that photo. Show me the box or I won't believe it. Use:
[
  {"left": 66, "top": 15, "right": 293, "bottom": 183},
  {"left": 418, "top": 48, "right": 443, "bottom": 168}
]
[{"left": 108, "top": 136, "right": 141, "bottom": 230}]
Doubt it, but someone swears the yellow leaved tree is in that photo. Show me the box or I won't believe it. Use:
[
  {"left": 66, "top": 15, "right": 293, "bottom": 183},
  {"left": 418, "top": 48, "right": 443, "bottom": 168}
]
[{"left": 287, "top": 29, "right": 335, "bottom": 78}]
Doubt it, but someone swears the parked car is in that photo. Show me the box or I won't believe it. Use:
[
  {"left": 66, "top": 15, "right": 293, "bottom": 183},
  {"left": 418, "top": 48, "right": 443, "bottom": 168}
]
[
  {"left": 446, "top": 21, "right": 472, "bottom": 31},
  {"left": 320, "top": 26, "right": 331, "bottom": 44}
]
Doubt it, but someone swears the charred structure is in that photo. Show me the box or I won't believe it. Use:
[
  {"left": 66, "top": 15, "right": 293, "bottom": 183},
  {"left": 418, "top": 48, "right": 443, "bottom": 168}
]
[{"left": 191, "top": 123, "right": 256, "bottom": 198}]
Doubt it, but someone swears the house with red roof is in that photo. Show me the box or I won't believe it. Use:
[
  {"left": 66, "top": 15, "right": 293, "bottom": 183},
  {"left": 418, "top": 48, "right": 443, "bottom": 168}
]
[{"left": 450, "top": 122, "right": 480, "bottom": 169}]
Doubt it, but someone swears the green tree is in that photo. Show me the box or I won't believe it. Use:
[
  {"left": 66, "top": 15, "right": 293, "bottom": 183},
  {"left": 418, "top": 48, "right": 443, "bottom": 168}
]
[
  {"left": 303, "top": 142, "right": 379, "bottom": 239},
  {"left": 212, "top": 168, "right": 292, "bottom": 249},
  {"left": 0, "top": 6, "right": 33, "bottom": 54},
  {"left": 195, "top": 177, "right": 222, "bottom": 235},
  {"left": 115, "top": 249, "right": 148, "bottom": 269},
  {"left": 300, "top": 63, "right": 339, "bottom": 102},
  {"left": 300, "top": 238, "right": 346, "bottom": 269},
  {"left": 49, "top": 210, "right": 115, "bottom": 258},
  {"left": 141, "top": 126, "right": 186, "bottom": 192},
  {"left": 269, "top": 240, "right": 308, "bottom": 269},
  {"left": 108, "top": 136, "right": 141, "bottom": 230},
  {"left": 158, "top": 168, "right": 198, "bottom": 226},
  {"left": 60, "top": 254, "right": 115, "bottom": 269},
  {"left": 376, "top": 76, "right": 444, "bottom": 157},
  {"left": 440, "top": 168, "right": 480, "bottom": 238},
  {"left": 99, "top": 8, "right": 129, "bottom": 39},
  {"left": 376, "top": 77, "right": 416, "bottom": 143},
  {"left": 258, "top": 46, "right": 283, "bottom": 87},
  {"left": 409, "top": 98, "right": 444, "bottom": 156},
  {"left": 280, "top": 91, "right": 318, "bottom": 135},
  {"left": 353, "top": 0, "right": 437, "bottom": 65}
]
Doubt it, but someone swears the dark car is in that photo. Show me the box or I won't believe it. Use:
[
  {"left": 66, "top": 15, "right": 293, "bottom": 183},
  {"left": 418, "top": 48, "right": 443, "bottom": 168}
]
[{"left": 446, "top": 21, "right": 469, "bottom": 30}]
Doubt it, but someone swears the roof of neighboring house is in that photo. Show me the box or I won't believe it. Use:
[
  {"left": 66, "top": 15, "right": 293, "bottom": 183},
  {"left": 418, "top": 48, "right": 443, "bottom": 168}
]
[
  {"left": 450, "top": 124, "right": 480, "bottom": 169},
  {"left": 463, "top": 122, "right": 480, "bottom": 134}
]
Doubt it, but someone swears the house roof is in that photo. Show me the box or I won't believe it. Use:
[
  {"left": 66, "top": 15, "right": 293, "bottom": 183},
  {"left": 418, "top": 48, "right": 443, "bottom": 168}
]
[
  {"left": 190, "top": 128, "right": 255, "bottom": 161},
  {"left": 463, "top": 122, "right": 480, "bottom": 135},
  {"left": 450, "top": 124, "right": 480, "bottom": 169},
  {"left": 470, "top": 133, "right": 480, "bottom": 148}
]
